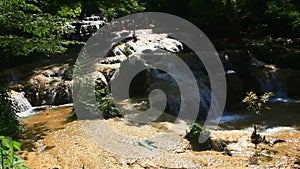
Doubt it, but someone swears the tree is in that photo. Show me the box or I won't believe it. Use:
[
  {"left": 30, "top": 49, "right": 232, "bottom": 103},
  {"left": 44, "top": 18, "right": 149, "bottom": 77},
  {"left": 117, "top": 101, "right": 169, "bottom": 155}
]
[
  {"left": 0, "top": 0, "right": 76, "bottom": 59},
  {"left": 242, "top": 91, "right": 273, "bottom": 115},
  {"left": 242, "top": 91, "right": 273, "bottom": 148},
  {"left": 80, "top": 0, "right": 145, "bottom": 19},
  {"left": 265, "top": 0, "right": 300, "bottom": 37},
  {"left": 35, "top": 0, "right": 145, "bottom": 20},
  {"left": 234, "top": 0, "right": 300, "bottom": 38},
  {"left": 0, "top": 0, "right": 145, "bottom": 67}
]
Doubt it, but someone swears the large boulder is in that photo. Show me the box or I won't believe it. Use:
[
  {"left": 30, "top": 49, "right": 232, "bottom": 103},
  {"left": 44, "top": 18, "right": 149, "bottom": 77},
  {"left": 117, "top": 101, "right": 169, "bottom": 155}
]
[
  {"left": 95, "top": 55, "right": 127, "bottom": 80},
  {"left": 107, "top": 35, "right": 221, "bottom": 120},
  {"left": 24, "top": 65, "right": 73, "bottom": 106},
  {"left": 225, "top": 73, "right": 245, "bottom": 110},
  {"left": 113, "top": 33, "right": 183, "bottom": 55},
  {"left": 220, "top": 49, "right": 251, "bottom": 68},
  {"left": 250, "top": 38, "right": 300, "bottom": 69}
]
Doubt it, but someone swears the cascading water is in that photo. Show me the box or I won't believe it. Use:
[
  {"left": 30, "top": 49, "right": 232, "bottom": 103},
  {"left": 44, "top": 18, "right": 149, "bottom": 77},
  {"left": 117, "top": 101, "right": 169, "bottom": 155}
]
[
  {"left": 254, "top": 66, "right": 294, "bottom": 103},
  {"left": 9, "top": 90, "right": 32, "bottom": 114},
  {"left": 50, "top": 85, "right": 59, "bottom": 105},
  {"left": 248, "top": 50, "right": 294, "bottom": 103},
  {"left": 49, "top": 81, "right": 73, "bottom": 105},
  {"left": 147, "top": 53, "right": 221, "bottom": 121}
]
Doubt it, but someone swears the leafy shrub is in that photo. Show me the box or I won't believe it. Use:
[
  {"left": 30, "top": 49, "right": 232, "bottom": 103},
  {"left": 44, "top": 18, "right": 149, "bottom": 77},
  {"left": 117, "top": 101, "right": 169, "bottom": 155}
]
[
  {"left": 242, "top": 91, "right": 273, "bottom": 148},
  {"left": 185, "top": 123, "right": 212, "bottom": 151},
  {"left": 0, "top": 85, "right": 20, "bottom": 138},
  {"left": 122, "top": 43, "right": 133, "bottom": 56},
  {"left": 0, "top": 136, "right": 30, "bottom": 169},
  {"left": 95, "top": 87, "right": 122, "bottom": 119},
  {"left": 242, "top": 91, "right": 273, "bottom": 115}
]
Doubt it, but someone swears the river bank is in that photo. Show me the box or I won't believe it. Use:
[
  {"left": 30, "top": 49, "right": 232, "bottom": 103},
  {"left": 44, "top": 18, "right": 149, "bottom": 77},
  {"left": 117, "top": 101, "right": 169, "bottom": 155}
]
[{"left": 19, "top": 106, "right": 300, "bottom": 169}]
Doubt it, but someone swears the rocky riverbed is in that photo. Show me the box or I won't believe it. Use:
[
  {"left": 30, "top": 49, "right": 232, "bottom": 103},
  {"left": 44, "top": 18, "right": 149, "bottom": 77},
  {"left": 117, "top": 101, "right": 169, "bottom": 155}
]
[{"left": 19, "top": 106, "right": 300, "bottom": 169}]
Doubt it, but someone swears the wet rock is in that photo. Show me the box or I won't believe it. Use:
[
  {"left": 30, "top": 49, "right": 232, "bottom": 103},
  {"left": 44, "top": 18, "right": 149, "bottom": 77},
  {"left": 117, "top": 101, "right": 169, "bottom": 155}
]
[
  {"left": 225, "top": 73, "right": 245, "bottom": 110},
  {"left": 9, "top": 83, "right": 24, "bottom": 92},
  {"left": 94, "top": 72, "right": 108, "bottom": 89},
  {"left": 95, "top": 55, "right": 127, "bottom": 80},
  {"left": 50, "top": 80, "right": 73, "bottom": 105},
  {"left": 277, "top": 68, "right": 300, "bottom": 99},
  {"left": 80, "top": 15, "right": 107, "bottom": 36},
  {"left": 108, "top": 33, "right": 222, "bottom": 120},
  {"left": 24, "top": 65, "right": 73, "bottom": 106},
  {"left": 250, "top": 38, "right": 300, "bottom": 69},
  {"left": 97, "top": 55, "right": 127, "bottom": 64},
  {"left": 221, "top": 49, "right": 251, "bottom": 68},
  {"left": 21, "top": 32, "right": 184, "bottom": 107}
]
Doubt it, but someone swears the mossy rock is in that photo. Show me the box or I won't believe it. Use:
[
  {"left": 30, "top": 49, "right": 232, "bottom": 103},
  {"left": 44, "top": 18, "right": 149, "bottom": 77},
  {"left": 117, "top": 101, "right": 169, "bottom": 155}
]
[{"left": 185, "top": 123, "right": 212, "bottom": 151}]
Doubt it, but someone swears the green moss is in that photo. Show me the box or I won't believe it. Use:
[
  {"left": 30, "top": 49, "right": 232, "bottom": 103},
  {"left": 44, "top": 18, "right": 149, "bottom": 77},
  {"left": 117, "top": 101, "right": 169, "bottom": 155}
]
[{"left": 185, "top": 123, "right": 212, "bottom": 151}]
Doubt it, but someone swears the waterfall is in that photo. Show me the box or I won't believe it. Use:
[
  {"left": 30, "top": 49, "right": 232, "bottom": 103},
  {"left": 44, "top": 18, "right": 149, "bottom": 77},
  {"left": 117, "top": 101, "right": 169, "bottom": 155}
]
[
  {"left": 148, "top": 60, "right": 219, "bottom": 121},
  {"left": 248, "top": 49, "right": 294, "bottom": 103},
  {"left": 50, "top": 85, "right": 59, "bottom": 105},
  {"left": 254, "top": 67, "right": 294, "bottom": 102},
  {"left": 49, "top": 81, "right": 73, "bottom": 105},
  {"left": 9, "top": 90, "right": 32, "bottom": 114},
  {"left": 168, "top": 62, "right": 221, "bottom": 120}
]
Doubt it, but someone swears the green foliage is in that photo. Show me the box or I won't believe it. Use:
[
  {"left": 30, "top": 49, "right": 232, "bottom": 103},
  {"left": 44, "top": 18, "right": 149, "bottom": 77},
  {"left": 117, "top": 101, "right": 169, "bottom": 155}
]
[
  {"left": 266, "top": 1, "right": 300, "bottom": 32},
  {"left": 58, "top": 5, "right": 82, "bottom": 18},
  {"left": 145, "top": 0, "right": 300, "bottom": 38},
  {"left": 188, "top": 123, "right": 211, "bottom": 140},
  {"left": 122, "top": 43, "right": 133, "bottom": 56},
  {"left": 242, "top": 91, "right": 274, "bottom": 115},
  {"left": 0, "top": 0, "right": 76, "bottom": 58},
  {"left": 185, "top": 123, "right": 212, "bottom": 151},
  {"left": 0, "top": 0, "right": 145, "bottom": 60},
  {"left": 95, "top": 87, "right": 122, "bottom": 119},
  {"left": 97, "top": 0, "right": 145, "bottom": 18},
  {"left": 243, "top": 92, "right": 274, "bottom": 149},
  {"left": 236, "top": 0, "right": 300, "bottom": 37},
  {"left": 0, "top": 136, "right": 30, "bottom": 169},
  {"left": 51, "top": 0, "right": 145, "bottom": 19},
  {"left": 0, "top": 85, "right": 20, "bottom": 139}
]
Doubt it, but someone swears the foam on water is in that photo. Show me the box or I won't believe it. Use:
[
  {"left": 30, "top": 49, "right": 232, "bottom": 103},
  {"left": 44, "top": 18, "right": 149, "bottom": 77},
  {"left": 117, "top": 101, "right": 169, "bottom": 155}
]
[
  {"left": 17, "top": 106, "right": 47, "bottom": 118},
  {"left": 264, "top": 126, "right": 295, "bottom": 134},
  {"left": 17, "top": 103, "right": 73, "bottom": 118}
]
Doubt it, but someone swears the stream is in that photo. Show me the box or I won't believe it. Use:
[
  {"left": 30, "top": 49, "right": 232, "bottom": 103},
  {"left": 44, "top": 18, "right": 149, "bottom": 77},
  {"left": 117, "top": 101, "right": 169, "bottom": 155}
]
[
  {"left": 12, "top": 64, "right": 300, "bottom": 130},
  {"left": 16, "top": 100, "right": 300, "bottom": 131},
  {"left": 4, "top": 37, "right": 300, "bottom": 132}
]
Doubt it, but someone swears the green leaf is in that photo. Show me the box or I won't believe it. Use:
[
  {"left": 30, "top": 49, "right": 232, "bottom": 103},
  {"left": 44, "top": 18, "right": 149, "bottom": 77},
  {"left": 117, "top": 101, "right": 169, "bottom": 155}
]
[
  {"left": 1, "top": 136, "right": 12, "bottom": 148},
  {"left": 12, "top": 141, "right": 21, "bottom": 151},
  {"left": 23, "top": 4, "right": 42, "bottom": 13}
]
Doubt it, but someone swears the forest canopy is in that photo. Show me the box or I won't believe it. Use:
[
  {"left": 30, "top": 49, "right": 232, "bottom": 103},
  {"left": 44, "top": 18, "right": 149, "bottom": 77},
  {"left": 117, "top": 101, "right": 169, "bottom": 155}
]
[{"left": 1, "top": 0, "right": 300, "bottom": 67}]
